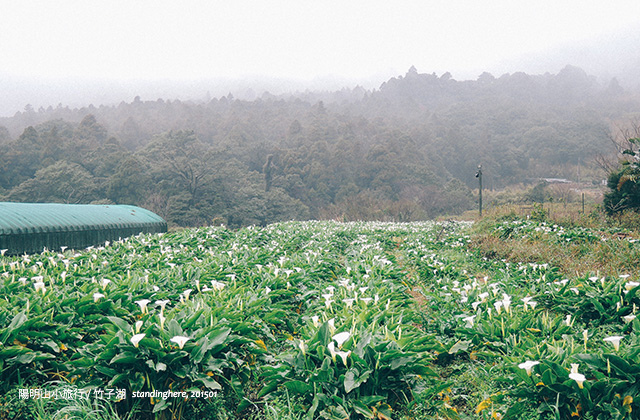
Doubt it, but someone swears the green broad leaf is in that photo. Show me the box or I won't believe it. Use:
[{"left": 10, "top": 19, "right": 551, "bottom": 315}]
[
  {"left": 183, "top": 308, "right": 205, "bottom": 330},
  {"left": 24, "top": 330, "right": 53, "bottom": 340},
  {"left": 208, "top": 327, "right": 231, "bottom": 347},
  {"left": 608, "top": 355, "right": 636, "bottom": 378},
  {"left": 319, "top": 405, "right": 349, "bottom": 420},
  {"left": 257, "top": 381, "right": 280, "bottom": 398},
  {"left": 204, "top": 358, "right": 229, "bottom": 373},
  {"left": 448, "top": 340, "right": 471, "bottom": 354},
  {"left": 191, "top": 328, "right": 231, "bottom": 363},
  {"left": 160, "top": 350, "right": 188, "bottom": 366},
  {"left": 312, "top": 321, "right": 331, "bottom": 347},
  {"left": 229, "top": 374, "right": 244, "bottom": 397},
  {"left": 359, "top": 395, "right": 386, "bottom": 406},
  {"left": 97, "top": 347, "right": 118, "bottom": 362},
  {"left": 84, "top": 314, "right": 108, "bottom": 324},
  {"left": 331, "top": 395, "right": 345, "bottom": 406},
  {"left": 32, "top": 352, "right": 56, "bottom": 362},
  {"left": 283, "top": 380, "right": 312, "bottom": 394},
  {"left": 107, "top": 316, "right": 131, "bottom": 332},
  {"left": 109, "top": 352, "right": 138, "bottom": 365},
  {"left": 167, "top": 319, "right": 183, "bottom": 338},
  {"left": 549, "top": 361, "right": 569, "bottom": 378},
  {"left": 305, "top": 392, "right": 326, "bottom": 420},
  {"left": 152, "top": 398, "right": 170, "bottom": 413},
  {"left": 0, "top": 346, "right": 32, "bottom": 358},
  {"left": 190, "top": 337, "right": 209, "bottom": 365},
  {"left": 412, "top": 364, "right": 437, "bottom": 377},
  {"left": 352, "top": 400, "right": 375, "bottom": 419},
  {"left": 139, "top": 337, "right": 162, "bottom": 350},
  {"left": 173, "top": 364, "right": 189, "bottom": 378},
  {"left": 95, "top": 365, "right": 118, "bottom": 377},
  {"left": 548, "top": 382, "right": 572, "bottom": 394},
  {"left": 377, "top": 403, "right": 393, "bottom": 420},
  {"left": 541, "top": 369, "right": 554, "bottom": 387},
  {"left": 312, "top": 359, "right": 334, "bottom": 383},
  {"left": 53, "top": 312, "right": 75, "bottom": 323},
  {"left": 354, "top": 331, "right": 372, "bottom": 358},
  {"left": 1, "top": 311, "right": 27, "bottom": 344},
  {"left": 15, "top": 352, "right": 36, "bottom": 364},
  {"left": 75, "top": 301, "right": 95, "bottom": 316},
  {"left": 344, "top": 368, "right": 371, "bottom": 393},
  {"left": 390, "top": 355, "right": 413, "bottom": 370},
  {"left": 575, "top": 354, "right": 607, "bottom": 370},
  {"left": 237, "top": 398, "right": 253, "bottom": 413},
  {"left": 108, "top": 372, "right": 130, "bottom": 387},
  {"left": 42, "top": 339, "right": 60, "bottom": 353},
  {"left": 69, "top": 357, "right": 96, "bottom": 367},
  {"left": 263, "top": 309, "right": 288, "bottom": 324},
  {"left": 197, "top": 375, "right": 222, "bottom": 391},
  {"left": 130, "top": 371, "right": 146, "bottom": 391},
  {"left": 592, "top": 299, "right": 605, "bottom": 315},
  {"left": 97, "top": 300, "right": 114, "bottom": 313}
]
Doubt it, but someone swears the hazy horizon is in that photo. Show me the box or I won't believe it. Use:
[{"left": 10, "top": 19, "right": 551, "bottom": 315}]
[{"left": 2, "top": 1, "right": 640, "bottom": 117}]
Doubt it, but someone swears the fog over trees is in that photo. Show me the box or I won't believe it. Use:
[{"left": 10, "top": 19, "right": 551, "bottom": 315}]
[{"left": 1, "top": 66, "right": 638, "bottom": 227}]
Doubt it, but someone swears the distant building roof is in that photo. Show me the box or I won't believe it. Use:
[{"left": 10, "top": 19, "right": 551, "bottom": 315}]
[
  {"left": 541, "top": 178, "right": 571, "bottom": 184},
  {"left": 0, "top": 202, "right": 167, "bottom": 254}
]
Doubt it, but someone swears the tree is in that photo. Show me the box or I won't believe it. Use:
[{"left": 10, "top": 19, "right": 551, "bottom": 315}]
[
  {"left": 0, "top": 126, "right": 10, "bottom": 143},
  {"left": 0, "top": 126, "right": 43, "bottom": 189},
  {"left": 75, "top": 114, "right": 108, "bottom": 144},
  {"left": 7, "top": 161, "right": 98, "bottom": 203},
  {"left": 603, "top": 137, "right": 640, "bottom": 214},
  {"left": 526, "top": 182, "right": 549, "bottom": 204},
  {"left": 107, "top": 156, "right": 152, "bottom": 205},
  {"left": 263, "top": 154, "right": 274, "bottom": 192},
  {"left": 142, "top": 130, "right": 216, "bottom": 203}
]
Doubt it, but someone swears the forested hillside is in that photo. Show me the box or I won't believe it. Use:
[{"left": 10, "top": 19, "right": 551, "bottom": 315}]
[{"left": 1, "top": 66, "right": 638, "bottom": 227}]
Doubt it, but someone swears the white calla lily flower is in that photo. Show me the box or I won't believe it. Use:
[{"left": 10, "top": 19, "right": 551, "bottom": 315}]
[
  {"left": 155, "top": 300, "right": 170, "bottom": 313},
  {"left": 131, "top": 333, "right": 145, "bottom": 348},
  {"left": 34, "top": 281, "right": 46, "bottom": 294},
  {"left": 170, "top": 336, "right": 191, "bottom": 349},
  {"left": 518, "top": 360, "right": 540, "bottom": 376},
  {"left": 327, "top": 341, "right": 337, "bottom": 362},
  {"left": 463, "top": 315, "right": 476, "bottom": 328},
  {"left": 336, "top": 349, "right": 351, "bottom": 367},
  {"left": 569, "top": 372, "right": 586, "bottom": 389},
  {"left": 332, "top": 331, "right": 350, "bottom": 348},
  {"left": 135, "top": 299, "right": 150, "bottom": 314},
  {"left": 604, "top": 336, "right": 624, "bottom": 351}
]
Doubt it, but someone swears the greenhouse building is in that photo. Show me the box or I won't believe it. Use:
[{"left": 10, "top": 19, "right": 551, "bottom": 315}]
[{"left": 0, "top": 202, "right": 167, "bottom": 255}]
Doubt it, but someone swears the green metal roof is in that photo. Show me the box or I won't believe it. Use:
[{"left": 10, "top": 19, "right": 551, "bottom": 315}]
[{"left": 0, "top": 202, "right": 166, "bottom": 235}]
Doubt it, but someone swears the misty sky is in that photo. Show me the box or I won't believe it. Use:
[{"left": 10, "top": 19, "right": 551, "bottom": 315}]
[{"left": 1, "top": 1, "right": 640, "bottom": 115}]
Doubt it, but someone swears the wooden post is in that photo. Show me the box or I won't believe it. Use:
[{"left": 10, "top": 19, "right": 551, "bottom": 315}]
[{"left": 476, "top": 165, "right": 483, "bottom": 217}]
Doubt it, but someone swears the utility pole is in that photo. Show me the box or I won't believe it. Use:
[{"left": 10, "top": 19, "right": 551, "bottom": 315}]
[{"left": 475, "top": 165, "right": 483, "bottom": 217}]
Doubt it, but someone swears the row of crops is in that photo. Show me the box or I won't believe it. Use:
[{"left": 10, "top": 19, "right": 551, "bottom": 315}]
[{"left": 1, "top": 220, "right": 639, "bottom": 419}]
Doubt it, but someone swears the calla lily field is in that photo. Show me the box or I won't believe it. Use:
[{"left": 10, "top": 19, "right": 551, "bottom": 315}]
[{"left": 1, "top": 218, "right": 640, "bottom": 419}]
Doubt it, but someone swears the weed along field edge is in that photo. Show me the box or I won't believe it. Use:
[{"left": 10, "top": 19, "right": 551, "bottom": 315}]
[{"left": 1, "top": 219, "right": 640, "bottom": 419}]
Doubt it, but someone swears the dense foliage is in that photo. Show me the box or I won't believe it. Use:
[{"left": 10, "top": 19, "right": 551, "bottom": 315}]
[
  {"left": 0, "top": 66, "right": 636, "bottom": 226},
  {"left": 2, "top": 219, "right": 640, "bottom": 419},
  {"left": 604, "top": 137, "right": 640, "bottom": 215}
]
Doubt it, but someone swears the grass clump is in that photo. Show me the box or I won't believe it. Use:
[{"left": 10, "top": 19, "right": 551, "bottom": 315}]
[{"left": 469, "top": 204, "right": 640, "bottom": 277}]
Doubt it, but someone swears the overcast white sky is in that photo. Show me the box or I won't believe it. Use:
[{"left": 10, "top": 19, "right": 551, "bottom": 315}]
[
  {"left": 1, "top": 1, "right": 639, "bottom": 115},
  {"left": 2, "top": 0, "right": 640, "bottom": 80}
]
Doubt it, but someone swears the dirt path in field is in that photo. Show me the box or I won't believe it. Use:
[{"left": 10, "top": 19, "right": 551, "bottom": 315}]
[
  {"left": 406, "top": 288, "right": 428, "bottom": 307},
  {"left": 388, "top": 240, "right": 429, "bottom": 309}
]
